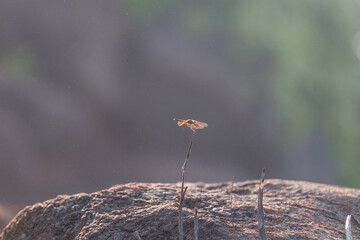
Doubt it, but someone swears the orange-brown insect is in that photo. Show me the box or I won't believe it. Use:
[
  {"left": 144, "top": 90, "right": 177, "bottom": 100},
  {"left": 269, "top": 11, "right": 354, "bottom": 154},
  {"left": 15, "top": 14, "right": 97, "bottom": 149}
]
[{"left": 173, "top": 118, "right": 208, "bottom": 132}]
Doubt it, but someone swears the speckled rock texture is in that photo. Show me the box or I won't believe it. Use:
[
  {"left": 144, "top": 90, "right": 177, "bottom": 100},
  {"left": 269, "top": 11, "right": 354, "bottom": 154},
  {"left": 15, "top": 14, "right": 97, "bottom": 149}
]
[{"left": 1, "top": 180, "right": 360, "bottom": 239}]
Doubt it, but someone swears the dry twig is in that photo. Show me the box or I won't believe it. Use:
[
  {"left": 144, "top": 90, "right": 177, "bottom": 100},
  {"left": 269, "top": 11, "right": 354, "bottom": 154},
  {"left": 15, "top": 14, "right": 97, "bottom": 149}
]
[
  {"left": 350, "top": 215, "right": 360, "bottom": 229},
  {"left": 179, "top": 131, "right": 196, "bottom": 240},
  {"left": 194, "top": 207, "right": 199, "bottom": 240},
  {"left": 346, "top": 215, "right": 353, "bottom": 240},
  {"left": 258, "top": 168, "right": 266, "bottom": 240},
  {"left": 179, "top": 186, "right": 188, "bottom": 210},
  {"left": 133, "top": 230, "right": 142, "bottom": 240},
  {"left": 229, "top": 180, "right": 235, "bottom": 239},
  {"left": 345, "top": 215, "right": 360, "bottom": 240}
]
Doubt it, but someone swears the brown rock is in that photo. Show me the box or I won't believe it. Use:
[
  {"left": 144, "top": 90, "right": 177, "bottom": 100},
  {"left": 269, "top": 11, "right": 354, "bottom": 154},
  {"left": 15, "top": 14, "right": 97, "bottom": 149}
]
[{"left": 1, "top": 180, "right": 360, "bottom": 239}]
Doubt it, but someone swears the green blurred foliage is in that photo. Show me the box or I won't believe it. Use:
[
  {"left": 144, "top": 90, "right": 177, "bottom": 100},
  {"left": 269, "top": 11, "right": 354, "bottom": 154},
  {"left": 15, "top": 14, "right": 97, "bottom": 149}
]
[
  {"left": 233, "top": 1, "right": 360, "bottom": 187},
  {"left": 118, "top": 0, "right": 175, "bottom": 22}
]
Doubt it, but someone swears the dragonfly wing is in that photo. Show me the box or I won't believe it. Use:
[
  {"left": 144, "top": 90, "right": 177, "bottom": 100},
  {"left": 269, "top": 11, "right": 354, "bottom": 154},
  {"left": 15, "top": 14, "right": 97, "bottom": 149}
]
[
  {"left": 192, "top": 120, "right": 208, "bottom": 129},
  {"left": 174, "top": 118, "right": 186, "bottom": 126},
  {"left": 177, "top": 121, "right": 185, "bottom": 126},
  {"left": 174, "top": 118, "right": 207, "bottom": 131}
]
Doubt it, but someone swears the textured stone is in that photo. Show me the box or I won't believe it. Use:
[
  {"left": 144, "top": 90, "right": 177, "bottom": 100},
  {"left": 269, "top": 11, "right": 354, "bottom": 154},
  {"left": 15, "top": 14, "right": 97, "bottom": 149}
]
[{"left": 1, "top": 180, "right": 360, "bottom": 239}]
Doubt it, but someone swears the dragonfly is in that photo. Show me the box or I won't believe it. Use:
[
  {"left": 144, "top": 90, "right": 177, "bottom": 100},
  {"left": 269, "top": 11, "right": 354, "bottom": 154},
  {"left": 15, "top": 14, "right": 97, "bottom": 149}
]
[{"left": 173, "top": 118, "right": 208, "bottom": 132}]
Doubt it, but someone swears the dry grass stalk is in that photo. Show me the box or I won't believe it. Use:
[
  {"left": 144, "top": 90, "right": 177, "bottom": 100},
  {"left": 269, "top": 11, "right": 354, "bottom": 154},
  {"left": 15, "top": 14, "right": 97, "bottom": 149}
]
[
  {"left": 258, "top": 168, "right": 266, "bottom": 240},
  {"left": 346, "top": 215, "right": 353, "bottom": 240},
  {"left": 179, "top": 131, "right": 195, "bottom": 240},
  {"left": 194, "top": 207, "right": 199, "bottom": 240},
  {"left": 133, "top": 230, "right": 142, "bottom": 240},
  {"left": 346, "top": 215, "right": 360, "bottom": 240}
]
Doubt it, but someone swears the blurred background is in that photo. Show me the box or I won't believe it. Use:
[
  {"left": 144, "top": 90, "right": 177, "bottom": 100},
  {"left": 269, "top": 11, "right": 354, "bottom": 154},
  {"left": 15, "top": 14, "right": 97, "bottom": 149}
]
[{"left": 1, "top": 0, "right": 360, "bottom": 229}]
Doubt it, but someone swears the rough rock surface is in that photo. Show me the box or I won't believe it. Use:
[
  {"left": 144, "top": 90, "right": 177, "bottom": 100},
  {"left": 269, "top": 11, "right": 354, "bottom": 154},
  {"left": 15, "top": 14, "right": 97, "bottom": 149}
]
[{"left": 1, "top": 180, "right": 360, "bottom": 239}]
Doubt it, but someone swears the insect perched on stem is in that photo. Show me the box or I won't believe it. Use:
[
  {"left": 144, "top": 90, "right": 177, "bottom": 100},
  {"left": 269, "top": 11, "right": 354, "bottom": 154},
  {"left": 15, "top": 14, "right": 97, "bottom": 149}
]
[
  {"left": 173, "top": 118, "right": 207, "bottom": 239},
  {"left": 173, "top": 118, "right": 208, "bottom": 132}
]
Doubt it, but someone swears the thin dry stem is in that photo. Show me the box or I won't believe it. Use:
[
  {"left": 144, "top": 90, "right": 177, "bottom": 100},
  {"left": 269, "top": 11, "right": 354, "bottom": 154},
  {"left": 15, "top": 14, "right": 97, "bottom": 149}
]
[
  {"left": 179, "top": 131, "right": 196, "bottom": 240},
  {"left": 346, "top": 215, "right": 360, "bottom": 240},
  {"left": 181, "top": 131, "right": 196, "bottom": 192},
  {"left": 351, "top": 215, "right": 360, "bottom": 229},
  {"left": 179, "top": 186, "right": 188, "bottom": 210},
  {"left": 346, "top": 215, "right": 353, "bottom": 240},
  {"left": 194, "top": 207, "right": 199, "bottom": 240},
  {"left": 133, "top": 230, "right": 142, "bottom": 240},
  {"left": 229, "top": 180, "right": 235, "bottom": 239},
  {"left": 258, "top": 168, "right": 266, "bottom": 240}
]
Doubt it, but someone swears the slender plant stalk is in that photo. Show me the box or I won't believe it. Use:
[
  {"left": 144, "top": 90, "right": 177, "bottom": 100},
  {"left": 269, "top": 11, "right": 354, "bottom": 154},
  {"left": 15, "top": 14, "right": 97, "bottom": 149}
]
[
  {"left": 181, "top": 131, "right": 196, "bottom": 195},
  {"left": 179, "top": 131, "right": 196, "bottom": 240},
  {"left": 258, "top": 168, "right": 266, "bottom": 240},
  {"left": 351, "top": 215, "right": 360, "bottom": 228},
  {"left": 179, "top": 187, "right": 188, "bottom": 210},
  {"left": 230, "top": 180, "right": 235, "bottom": 239},
  {"left": 346, "top": 215, "right": 353, "bottom": 240},
  {"left": 194, "top": 207, "right": 199, "bottom": 240},
  {"left": 133, "top": 230, "right": 142, "bottom": 240},
  {"left": 345, "top": 215, "right": 360, "bottom": 240}
]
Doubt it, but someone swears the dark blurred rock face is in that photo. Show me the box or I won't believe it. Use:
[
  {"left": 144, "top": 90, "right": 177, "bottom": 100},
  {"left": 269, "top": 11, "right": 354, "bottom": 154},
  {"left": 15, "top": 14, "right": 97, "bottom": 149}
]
[{"left": 0, "top": 0, "right": 336, "bottom": 206}]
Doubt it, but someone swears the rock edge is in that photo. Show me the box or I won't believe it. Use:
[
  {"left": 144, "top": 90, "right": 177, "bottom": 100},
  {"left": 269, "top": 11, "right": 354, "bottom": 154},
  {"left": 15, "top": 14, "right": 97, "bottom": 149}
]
[{"left": 1, "top": 180, "right": 360, "bottom": 239}]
